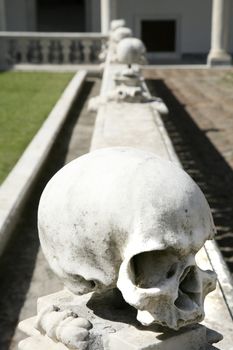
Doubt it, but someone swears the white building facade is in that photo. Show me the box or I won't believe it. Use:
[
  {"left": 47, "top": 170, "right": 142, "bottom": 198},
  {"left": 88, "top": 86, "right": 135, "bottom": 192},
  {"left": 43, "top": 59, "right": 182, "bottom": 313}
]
[{"left": 0, "top": 0, "right": 232, "bottom": 65}]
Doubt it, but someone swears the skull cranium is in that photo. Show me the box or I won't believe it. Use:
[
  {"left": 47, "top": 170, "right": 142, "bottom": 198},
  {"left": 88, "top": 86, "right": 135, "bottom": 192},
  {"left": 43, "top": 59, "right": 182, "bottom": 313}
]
[
  {"left": 116, "top": 37, "right": 146, "bottom": 65},
  {"left": 110, "top": 27, "right": 132, "bottom": 43},
  {"left": 38, "top": 147, "right": 216, "bottom": 330},
  {"left": 110, "top": 19, "right": 126, "bottom": 32}
]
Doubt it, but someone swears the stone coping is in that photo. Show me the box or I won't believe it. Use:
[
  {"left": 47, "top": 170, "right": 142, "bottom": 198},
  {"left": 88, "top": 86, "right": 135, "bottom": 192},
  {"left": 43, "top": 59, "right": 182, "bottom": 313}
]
[
  {"left": 7, "top": 64, "right": 103, "bottom": 76},
  {"left": 143, "top": 65, "right": 233, "bottom": 70},
  {"left": 0, "top": 31, "right": 107, "bottom": 39},
  {"left": 0, "top": 70, "right": 87, "bottom": 256}
]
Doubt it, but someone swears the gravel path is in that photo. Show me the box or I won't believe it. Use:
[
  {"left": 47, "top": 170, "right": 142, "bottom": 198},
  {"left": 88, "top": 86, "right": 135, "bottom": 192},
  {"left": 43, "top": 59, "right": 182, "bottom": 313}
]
[
  {"left": 0, "top": 78, "right": 100, "bottom": 350},
  {"left": 143, "top": 68, "right": 233, "bottom": 276}
]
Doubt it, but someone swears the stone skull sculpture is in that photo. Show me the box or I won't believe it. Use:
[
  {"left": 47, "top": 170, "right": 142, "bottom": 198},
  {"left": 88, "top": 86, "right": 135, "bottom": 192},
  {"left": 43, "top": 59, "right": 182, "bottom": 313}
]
[
  {"left": 110, "top": 26, "right": 132, "bottom": 43},
  {"left": 110, "top": 19, "right": 126, "bottom": 32},
  {"left": 38, "top": 148, "right": 216, "bottom": 330},
  {"left": 117, "top": 37, "right": 147, "bottom": 65}
]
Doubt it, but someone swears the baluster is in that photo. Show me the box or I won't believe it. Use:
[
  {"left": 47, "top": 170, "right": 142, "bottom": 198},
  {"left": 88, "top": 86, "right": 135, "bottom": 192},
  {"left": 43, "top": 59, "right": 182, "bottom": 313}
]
[
  {"left": 30, "top": 40, "right": 41, "bottom": 63},
  {"left": 20, "top": 38, "right": 28, "bottom": 63},
  {"left": 41, "top": 39, "right": 51, "bottom": 63},
  {"left": 0, "top": 37, "right": 7, "bottom": 67},
  {"left": 93, "top": 40, "right": 102, "bottom": 62},
  {"left": 71, "top": 40, "right": 82, "bottom": 63},
  {"left": 82, "top": 39, "right": 92, "bottom": 63},
  {"left": 91, "top": 41, "right": 97, "bottom": 62},
  {"left": 62, "top": 39, "right": 71, "bottom": 64},
  {"left": 8, "top": 39, "right": 18, "bottom": 63},
  {"left": 51, "top": 40, "right": 61, "bottom": 63},
  {"left": 99, "top": 39, "right": 108, "bottom": 62}
]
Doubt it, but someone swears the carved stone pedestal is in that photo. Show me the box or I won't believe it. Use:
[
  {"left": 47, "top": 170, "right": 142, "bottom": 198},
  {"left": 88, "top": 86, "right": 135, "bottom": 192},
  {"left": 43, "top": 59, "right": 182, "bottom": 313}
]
[{"left": 18, "top": 289, "right": 222, "bottom": 350}]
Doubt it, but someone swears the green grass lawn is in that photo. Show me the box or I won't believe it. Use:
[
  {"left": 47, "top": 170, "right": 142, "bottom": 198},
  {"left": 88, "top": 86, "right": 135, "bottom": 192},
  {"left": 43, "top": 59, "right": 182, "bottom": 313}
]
[{"left": 0, "top": 71, "right": 73, "bottom": 184}]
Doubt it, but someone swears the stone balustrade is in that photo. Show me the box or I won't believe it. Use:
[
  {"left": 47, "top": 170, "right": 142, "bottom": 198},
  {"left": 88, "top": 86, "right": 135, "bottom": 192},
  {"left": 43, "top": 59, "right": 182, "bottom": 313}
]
[{"left": 0, "top": 32, "right": 108, "bottom": 67}]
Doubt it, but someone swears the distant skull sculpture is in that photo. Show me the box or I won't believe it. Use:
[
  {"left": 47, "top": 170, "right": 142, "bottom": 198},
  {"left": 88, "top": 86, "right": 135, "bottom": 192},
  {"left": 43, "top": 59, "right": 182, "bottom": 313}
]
[
  {"left": 117, "top": 37, "right": 147, "bottom": 65},
  {"left": 110, "top": 26, "right": 132, "bottom": 43},
  {"left": 38, "top": 148, "right": 216, "bottom": 330},
  {"left": 110, "top": 19, "right": 126, "bottom": 31},
  {"left": 99, "top": 20, "right": 129, "bottom": 63}
]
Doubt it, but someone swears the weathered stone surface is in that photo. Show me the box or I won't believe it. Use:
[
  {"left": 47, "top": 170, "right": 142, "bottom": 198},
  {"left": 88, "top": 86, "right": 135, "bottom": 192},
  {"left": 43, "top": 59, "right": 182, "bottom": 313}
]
[
  {"left": 106, "top": 323, "right": 207, "bottom": 350},
  {"left": 19, "top": 290, "right": 221, "bottom": 350}
]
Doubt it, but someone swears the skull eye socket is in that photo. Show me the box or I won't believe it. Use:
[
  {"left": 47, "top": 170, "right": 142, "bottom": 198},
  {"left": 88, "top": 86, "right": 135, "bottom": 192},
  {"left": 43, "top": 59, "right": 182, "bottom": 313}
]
[{"left": 130, "top": 250, "right": 178, "bottom": 289}]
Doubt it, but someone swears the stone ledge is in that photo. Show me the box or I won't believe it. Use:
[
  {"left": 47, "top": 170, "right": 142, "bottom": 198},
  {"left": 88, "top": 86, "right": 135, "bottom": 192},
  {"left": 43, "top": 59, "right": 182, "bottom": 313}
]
[
  {"left": 18, "top": 290, "right": 220, "bottom": 350},
  {"left": 18, "top": 335, "right": 68, "bottom": 350},
  {"left": 107, "top": 324, "right": 207, "bottom": 350},
  {"left": 0, "top": 70, "right": 87, "bottom": 256},
  {"left": 9, "top": 64, "right": 103, "bottom": 77}
]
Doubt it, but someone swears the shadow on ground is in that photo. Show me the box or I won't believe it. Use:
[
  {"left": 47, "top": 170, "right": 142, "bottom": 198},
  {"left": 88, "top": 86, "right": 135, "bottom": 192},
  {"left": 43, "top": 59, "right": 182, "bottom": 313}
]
[
  {"left": 0, "top": 80, "right": 95, "bottom": 350},
  {"left": 148, "top": 79, "right": 233, "bottom": 275}
]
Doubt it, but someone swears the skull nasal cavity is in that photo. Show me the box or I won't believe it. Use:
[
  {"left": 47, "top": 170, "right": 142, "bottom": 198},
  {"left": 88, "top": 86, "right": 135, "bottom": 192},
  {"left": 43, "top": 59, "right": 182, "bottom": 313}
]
[
  {"left": 174, "top": 266, "right": 201, "bottom": 311},
  {"left": 131, "top": 250, "right": 178, "bottom": 289}
]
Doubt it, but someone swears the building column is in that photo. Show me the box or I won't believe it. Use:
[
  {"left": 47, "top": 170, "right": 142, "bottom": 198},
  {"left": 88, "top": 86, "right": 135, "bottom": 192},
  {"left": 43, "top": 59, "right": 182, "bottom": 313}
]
[
  {"left": 0, "top": 0, "right": 7, "bottom": 68},
  {"left": 0, "top": 0, "right": 6, "bottom": 30},
  {"left": 207, "top": 0, "right": 232, "bottom": 66},
  {"left": 26, "top": 0, "right": 37, "bottom": 31},
  {"left": 111, "top": 0, "right": 117, "bottom": 22},
  {"left": 101, "top": 0, "right": 112, "bottom": 33}
]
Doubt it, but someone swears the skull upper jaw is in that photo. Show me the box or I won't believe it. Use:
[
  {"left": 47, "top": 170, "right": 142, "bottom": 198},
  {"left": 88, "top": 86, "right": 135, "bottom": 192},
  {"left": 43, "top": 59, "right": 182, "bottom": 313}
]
[{"left": 117, "top": 249, "right": 217, "bottom": 330}]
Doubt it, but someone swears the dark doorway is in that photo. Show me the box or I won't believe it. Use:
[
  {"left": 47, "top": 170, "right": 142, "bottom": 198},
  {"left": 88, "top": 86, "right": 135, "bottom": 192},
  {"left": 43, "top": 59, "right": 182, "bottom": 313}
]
[
  {"left": 37, "top": 0, "right": 86, "bottom": 32},
  {"left": 141, "top": 20, "right": 176, "bottom": 52}
]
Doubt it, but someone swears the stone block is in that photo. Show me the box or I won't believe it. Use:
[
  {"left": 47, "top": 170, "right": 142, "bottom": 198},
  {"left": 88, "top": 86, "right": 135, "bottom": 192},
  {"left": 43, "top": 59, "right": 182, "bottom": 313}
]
[
  {"left": 18, "top": 290, "right": 222, "bottom": 350},
  {"left": 106, "top": 324, "right": 207, "bottom": 350}
]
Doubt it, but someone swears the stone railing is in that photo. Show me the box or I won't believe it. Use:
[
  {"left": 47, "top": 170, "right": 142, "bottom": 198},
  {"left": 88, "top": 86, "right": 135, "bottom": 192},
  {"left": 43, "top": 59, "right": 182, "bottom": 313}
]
[{"left": 0, "top": 32, "right": 108, "bottom": 67}]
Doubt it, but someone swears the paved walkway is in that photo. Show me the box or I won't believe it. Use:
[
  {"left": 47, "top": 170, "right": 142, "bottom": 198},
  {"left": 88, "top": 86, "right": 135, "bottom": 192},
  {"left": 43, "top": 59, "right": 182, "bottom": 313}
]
[
  {"left": 0, "top": 78, "right": 100, "bottom": 350},
  {"left": 143, "top": 68, "right": 233, "bottom": 275}
]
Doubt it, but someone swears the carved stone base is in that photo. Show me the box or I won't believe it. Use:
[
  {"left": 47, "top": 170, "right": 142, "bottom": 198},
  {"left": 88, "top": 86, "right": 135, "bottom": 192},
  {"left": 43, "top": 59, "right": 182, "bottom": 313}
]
[
  {"left": 207, "top": 50, "right": 232, "bottom": 66},
  {"left": 18, "top": 289, "right": 222, "bottom": 350}
]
